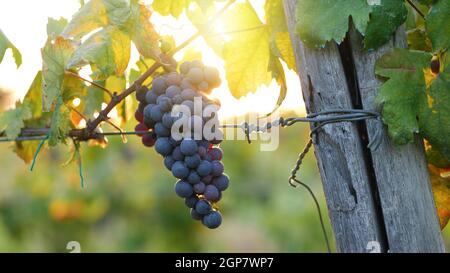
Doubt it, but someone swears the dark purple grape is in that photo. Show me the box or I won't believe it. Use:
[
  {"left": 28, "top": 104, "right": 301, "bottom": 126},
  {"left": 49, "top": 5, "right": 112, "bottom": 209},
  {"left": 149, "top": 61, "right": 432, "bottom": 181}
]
[
  {"left": 180, "top": 139, "right": 198, "bottom": 156},
  {"left": 136, "top": 85, "right": 148, "bottom": 103},
  {"left": 155, "top": 137, "right": 173, "bottom": 156},
  {"left": 185, "top": 195, "right": 199, "bottom": 208},
  {"left": 150, "top": 105, "right": 164, "bottom": 122},
  {"left": 152, "top": 77, "right": 167, "bottom": 95},
  {"left": 195, "top": 200, "right": 211, "bottom": 215},
  {"left": 175, "top": 180, "right": 193, "bottom": 198},
  {"left": 211, "top": 160, "right": 224, "bottom": 176},
  {"left": 145, "top": 90, "right": 158, "bottom": 104},
  {"left": 181, "top": 89, "right": 196, "bottom": 101},
  {"left": 162, "top": 113, "right": 175, "bottom": 128},
  {"left": 157, "top": 95, "right": 173, "bottom": 112},
  {"left": 212, "top": 174, "right": 229, "bottom": 191},
  {"left": 166, "top": 85, "right": 181, "bottom": 98},
  {"left": 164, "top": 156, "right": 175, "bottom": 171},
  {"left": 185, "top": 154, "right": 201, "bottom": 168},
  {"left": 172, "top": 146, "right": 184, "bottom": 161},
  {"left": 154, "top": 122, "right": 170, "bottom": 137},
  {"left": 190, "top": 208, "right": 203, "bottom": 220},
  {"left": 202, "top": 211, "right": 222, "bottom": 229},
  {"left": 204, "top": 185, "right": 220, "bottom": 201},
  {"left": 193, "top": 182, "right": 206, "bottom": 194},
  {"left": 197, "top": 160, "right": 212, "bottom": 176},
  {"left": 142, "top": 133, "right": 156, "bottom": 147},
  {"left": 209, "top": 147, "right": 222, "bottom": 161},
  {"left": 172, "top": 94, "right": 184, "bottom": 105},
  {"left": 202, "top": 175, "right": 213, "bottom": 184},
  {"left": 187, "top": 171, "right": 201, "bottom": 185},
  {"left": 171, "top": 161, "right": 189, "bottom": 179},
  {"left": 135, "top": 123, "right": 148, "bottom": 137}
]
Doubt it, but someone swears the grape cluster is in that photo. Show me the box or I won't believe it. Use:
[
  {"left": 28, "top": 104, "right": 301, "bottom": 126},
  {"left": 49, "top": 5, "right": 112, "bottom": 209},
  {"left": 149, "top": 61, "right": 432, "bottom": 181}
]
[{"left": 134, "top": 60, "right": 229, "bottom": 229}]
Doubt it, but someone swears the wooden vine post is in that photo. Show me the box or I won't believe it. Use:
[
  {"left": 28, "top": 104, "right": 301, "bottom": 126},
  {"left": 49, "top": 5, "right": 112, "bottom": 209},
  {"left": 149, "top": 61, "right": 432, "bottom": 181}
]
[{"left": 283, "top": 0, "right": 445, "bottom": 253}]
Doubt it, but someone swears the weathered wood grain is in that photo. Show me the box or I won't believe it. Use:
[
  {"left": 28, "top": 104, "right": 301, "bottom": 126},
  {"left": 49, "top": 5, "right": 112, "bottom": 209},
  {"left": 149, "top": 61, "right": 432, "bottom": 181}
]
[
  {"left": 349, "top": 28, "right": 445, "bottom": 252},
  {"left": 283, "top": 0, "right": 386, "bottom": 252},
  {"left": 283, "top": 0, "right": 445, "bottom": 252}
]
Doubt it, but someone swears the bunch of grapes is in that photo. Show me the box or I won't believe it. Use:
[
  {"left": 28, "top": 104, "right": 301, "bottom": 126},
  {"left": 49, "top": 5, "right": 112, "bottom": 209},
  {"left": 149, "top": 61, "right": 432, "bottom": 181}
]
[{"left": 133, "top": 60, "right": 229, "bottom": 229}]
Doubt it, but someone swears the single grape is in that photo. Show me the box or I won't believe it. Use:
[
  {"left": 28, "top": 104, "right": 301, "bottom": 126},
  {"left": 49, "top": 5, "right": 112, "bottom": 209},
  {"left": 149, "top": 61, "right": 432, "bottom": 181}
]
[
  {"left": 180, "top": 139, "right": 198, "bottom": 156},
  {"left": 150, "top": 105, "right": 164, "bottom": 122},
  {"left": 157, "top": 95, "right": 173, "bottom": 112},
  {"left": 175, "top": 180, "right": 193, "bottom": 198},
  {"left": 172, "top": 146, "right": 184, "bottom": 161},
  {"left": 197, "top": 160, "right": 212, "bottom": 176},
  {"left": 187, "top": 67, "right": 204, "bottom": 84},
  {"left": 431, "top": 59, "right": 440, "bottom": 74},
  {"left": 211, "top": 160, "right": 224, "bottom": 176},
  {"left": 142, "top": 133, "right": 156, "bottom": 147},
  {"left": 135, "top": 85, "right": 148, "bottom": 103},
  {"left": 193, "top": 182, "right": 206, "bottom": 194},
  {"left": 187, "top": 171, "right": 201, "bottom": 184},
  {"left": 204, "top": 184, "right": 220, "bottom": 201},
  {"left": 135, "top": 123, "right": 148, "bottom": 137},
  {"left": 195, "top": 200, "right": 212, "bottom": 215},
  {"left": 198, "top": 146, "right": 207, "bottom": 159},
  {"left": 164, "top": 156, "right": 175, "bottom": 171},
  {"left": 202, "top": 211, "right": 222, "bottom": 229},
  {"left": 185, "top": 195, "right": 199, "bottom": 208},
  {"left": 181, "top": 89, "right": 196, "bottom": 101},
  {"left": 166, "top": 85, "right": 181, "bottom": 98},
  {"left": 154, "top": 122, "right": 170, "bottom": 137},
  {"left": 204, "top": 66, "right": 220, "bottom": 86},
  {"left": 209, "top": 147, "right": 223, "bottom": 161},
  {"left": 152, "top": 77, "right": 167, "bottom": 95},
  {"left": 202, "top": 175, "right": 213, "bottom": 184},
  {"left": 190, "top": 208, "right": 203, "bottom": 221},
  {"left": 135, "top": 110, "right": 144, "bottom": 123},
  {"left": 162, "top": 113, "right": 175, "bottom": 128},
  {"left": 155, "top": 137, "right": 173, "bottom": 156},
  {"left": 166, "top": 72, "right": 183, "bottom": 86},
  {"left": 145, "top": 90, "right": 158, "bottom": 104},
  {"left": 212, "top": 174, "right": 229, "bottom": 191},
  {"left": 185, "top": 154, "right": 201, "bottom": 168},
  {"left": 180, "top": 62, "right": 191, "bottom": 75},
  {"left": 171, "top": 161, "right": 189, "bottom": 179},
  {"left": 172, "top": 94, "right": 184, "bottom": 105},
  {"left": 180, "top": 78, "right": 194, "bottom": 89},
  {"left": 181, "top": 100, "right": 195, "bottom": 115}
]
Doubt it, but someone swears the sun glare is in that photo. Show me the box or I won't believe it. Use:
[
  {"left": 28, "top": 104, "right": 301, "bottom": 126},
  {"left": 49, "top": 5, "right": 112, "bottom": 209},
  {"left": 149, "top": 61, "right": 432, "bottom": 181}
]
[{"left": 0, "top": 0, "right": 305, "bottom": 120}]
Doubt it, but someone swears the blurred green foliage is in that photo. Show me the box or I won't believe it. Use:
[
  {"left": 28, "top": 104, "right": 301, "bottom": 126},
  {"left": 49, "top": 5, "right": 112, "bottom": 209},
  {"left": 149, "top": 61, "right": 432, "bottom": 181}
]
[{"left": 0, "top": 112, "right": 448, "bottom": 252}]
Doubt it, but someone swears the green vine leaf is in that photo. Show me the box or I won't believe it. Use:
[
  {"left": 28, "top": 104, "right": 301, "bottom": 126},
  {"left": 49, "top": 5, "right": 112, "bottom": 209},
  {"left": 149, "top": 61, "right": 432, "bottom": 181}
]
[
  {"left": 426, "top": 0, "right": 450, "bottom": 52},
  {"left": 129, "top": 3, "right": 161, "bottom": 59},
  {"left": 47, "top": 17, "right": 69, "bottom": 38},
  {"left": 49, "top": 96, "right": 72, "bottom": 146},
  {"left": 151, "top": 0, "right": 192, "bottom": 18},
  {"left": 295, "top": 0, "right": 371, "bottom": 48},
  {"left": 66, "top": 26, "right": 130, "bottom": 79},
  {"left": 0, "top": 102, "right": 32, "bottom": 139},
  {"left": 41, "top": 36, "right": 75, "bottom": 111},
  {"left": 364, "top": 0, "right": 407, "bottom": 50},
  {"left": 0, "top": 29, "right": 22, "bottom": 68},
  {"left": 376, "top": 48, "right": 450, "bottom": 163},
  {"left": 419, "top": 59, "right": 450, "bottom": 162},
  {"left": 375, "top": 48, "right": 431, "bottom": 145}
]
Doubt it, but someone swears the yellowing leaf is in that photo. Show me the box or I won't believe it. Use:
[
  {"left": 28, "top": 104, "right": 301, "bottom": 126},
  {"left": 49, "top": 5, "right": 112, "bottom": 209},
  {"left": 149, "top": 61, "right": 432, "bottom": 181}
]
[
  {"left": 23, "top": 71, "right": 43, "bottom": 118},
  {"left": 129, "top": 4, "right": 160, "bottom": 59},
  {"left": 41, "top": 36, "right": 75, "bottom": 111},
  {"left": 14, "top": 141, "right": 41, "bottom": 164},
  {"left": 48, "top": 96, "right": 72, "bottom": 146},
  {"left": 67, "top": 26, "right": 130, "bottom": 79},
  {"left": 222, "top": 3, "right": 272, "bottom": 98},
  {"left": 429, "top": 165, "right": 450, "bottom": 229},
  {"left": 47, "top": 17, "right": 69, "bottom": 38},
  {"left": 152, "top": 0, "right": 192, "bottom": 18},
  {"left": 0, "top": 29, "right": 22, "bottom": 68},
  {"left": 62, "top": 0, "right": 108, "bottom": 38}
]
